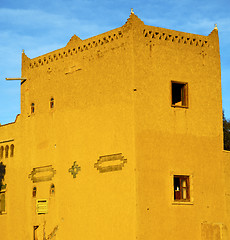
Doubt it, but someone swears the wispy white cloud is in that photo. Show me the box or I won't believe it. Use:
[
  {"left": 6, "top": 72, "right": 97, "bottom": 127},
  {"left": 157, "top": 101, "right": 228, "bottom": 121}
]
[
  {"left": 0, "top": 7, "right": 116, "bottom": 35},
  {"left": 0, "top": 7, "right": 114, "bottom": 60}
]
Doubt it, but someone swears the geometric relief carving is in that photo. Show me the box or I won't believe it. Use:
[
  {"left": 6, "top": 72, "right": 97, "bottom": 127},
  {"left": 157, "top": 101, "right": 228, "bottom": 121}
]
[
  {"left": 94, "top": 153, "right": 127, "bottom": 173},
  {"left": 143, "top": 29, "right": 209, "bottom": 48},
  {"left": 28, "top": 165, "right": 56, "bottom": 183},
  {"left": 200, "top": 50, "right": 207, "bottom": 66},
  {"left": 29, "top": 30, "right": 124, "bottom": 70},
  {"left": 65, "top": 65, "right": 82, "bottom": 75},
  {"left": 68, "top": 161, "right": 81, "bottom": 178}
]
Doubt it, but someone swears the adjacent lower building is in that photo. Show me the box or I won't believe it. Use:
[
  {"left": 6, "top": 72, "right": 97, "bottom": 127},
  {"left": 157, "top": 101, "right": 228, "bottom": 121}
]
[{"left": 0, "top": 12, "right": 230, "bottom": 240}]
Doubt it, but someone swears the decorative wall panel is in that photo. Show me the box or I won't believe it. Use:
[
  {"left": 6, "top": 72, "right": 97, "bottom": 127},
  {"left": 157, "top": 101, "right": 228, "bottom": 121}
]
[
  {"left": 28, "top": 165, "right": 56, "bottom": 183},
  {"left": 94, "top": 153, "right": 127, "bottom": 173}
]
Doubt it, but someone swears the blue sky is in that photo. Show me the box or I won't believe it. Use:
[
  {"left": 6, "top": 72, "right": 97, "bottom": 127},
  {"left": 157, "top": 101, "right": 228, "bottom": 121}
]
[{"left": 0, "top": 0, "right": 229, "bottom": 124}]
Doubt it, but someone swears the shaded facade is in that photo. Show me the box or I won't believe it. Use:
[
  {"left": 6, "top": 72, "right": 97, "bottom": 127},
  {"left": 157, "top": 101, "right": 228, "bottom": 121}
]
[{"left": 0, "top": 13, "right": 230, "bottom": 240}]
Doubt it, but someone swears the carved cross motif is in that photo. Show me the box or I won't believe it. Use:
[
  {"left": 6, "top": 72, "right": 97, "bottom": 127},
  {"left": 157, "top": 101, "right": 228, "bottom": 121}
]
[
  {"left": 68, "top": 161, "right": 81, "bottom": 178},
  {"left": 200, "top": 51, "right": 207, "bottom": 66}
]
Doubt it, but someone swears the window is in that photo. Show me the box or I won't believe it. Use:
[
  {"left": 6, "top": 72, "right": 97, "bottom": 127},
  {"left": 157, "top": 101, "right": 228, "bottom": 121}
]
[
  {"left": 174, "top": 175, "right": 190, "bottom": 201},
  {"left": 50, "top": 98, "right": 54, "bottom": 109},
  {"left": 33, "top": 187, "right": 37, "bottom": 198},
  {"left": 171, "top": 81, "right": 188, "bottom": 107},
  {"left": 10, "top": 144, "right": 14, "bottom": 157},
  {"left": 0, "top": 147, "right": 3, "bottom": 159},
  {"left": 33, "top": 225, "right": 39, "bottom": 240},
  {"left": 50, "top": 184, "right": 55, "bottom": 196},
  {"left": 31, "top": 103, "right": 35, "bottom": 114},
  {"left": 5, "top": 145, "right": 9, "bottom": 158},
  {"left": 0, "top": 191, "right": 6, "bottom": 214}
]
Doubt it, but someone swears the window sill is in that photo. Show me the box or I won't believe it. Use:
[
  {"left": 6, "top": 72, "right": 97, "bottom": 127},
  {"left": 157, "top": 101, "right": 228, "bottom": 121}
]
[
  {"left": 172, "top": 201, "right": 193, "bottom": 205},
  {"left": 171, "top": 105, "right": 188, "bottom": 109}
]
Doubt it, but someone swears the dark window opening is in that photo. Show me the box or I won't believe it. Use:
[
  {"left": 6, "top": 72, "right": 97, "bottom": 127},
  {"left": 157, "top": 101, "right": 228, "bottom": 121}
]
[
  {"left": 33, "top": 187, "right": 37, "bottom": 198},
  {"left": 31, "top": 103, "right": 35, "bottom": 114},
  {"left": 0, "top": 191, "right": 6, "bottom": 213},
  {"left": 0, "top": 147, "right": 3, "bottom": 159},
  {"left": 33, "top": 225, "right": 39, "bottom": 240},
  {"left": 10, "top": 144, "right": 14, "bottom": 157},
  {"left": 174, "top": 175, "right": 190, "bottom": 201},
  {"left": 50, "top": 98, "right": 54, "bottom": 109},
  {"left": 50, "top": 184, "right": 55, "bottom": 196},
  {"left": 5, "top": 146, "right": 9, "bottom": 158},
  {"left": 171, "top": 82, "right": 188, "bottom": 107}
]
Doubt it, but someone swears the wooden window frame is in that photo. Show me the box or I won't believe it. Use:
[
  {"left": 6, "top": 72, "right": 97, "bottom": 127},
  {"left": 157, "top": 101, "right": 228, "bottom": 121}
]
[
  {"left": 171, "top": 81, "right": 188, "bottom": 108},
  {"left": 174, "top": 175, "right": 190, "bottom": 202},
  {"left": 171, "top": 172, "right": 194, "bottom": 205}
]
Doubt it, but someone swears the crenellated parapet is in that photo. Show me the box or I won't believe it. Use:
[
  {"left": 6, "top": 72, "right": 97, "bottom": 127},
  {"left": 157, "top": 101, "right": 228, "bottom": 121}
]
[
  {"left": 23, "top": 13, "right": 219, "bottom": 71},
  {"left": 26, "top": 27, "right": 124, "bottom": 69},
  {"left": 143, "top": 26, "right": 210, "bottom": 48}
]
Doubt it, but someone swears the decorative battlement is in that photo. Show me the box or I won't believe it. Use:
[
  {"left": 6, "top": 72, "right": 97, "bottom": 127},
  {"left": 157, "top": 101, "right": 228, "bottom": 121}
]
[
  {"left": 143, "top": 28, "right": 209, "bottom": 48},
  {"left": 25, "top": 13, "right": 216, "bottom": 71},
  {"left": 28, "top": 29, "right": 124, "bottom": 69}
]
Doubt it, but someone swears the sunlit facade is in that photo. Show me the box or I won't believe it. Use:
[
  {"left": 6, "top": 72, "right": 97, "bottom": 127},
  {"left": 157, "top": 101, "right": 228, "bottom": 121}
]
[{"left": 0, "top": 13, "right": 230, "bottom": 240}]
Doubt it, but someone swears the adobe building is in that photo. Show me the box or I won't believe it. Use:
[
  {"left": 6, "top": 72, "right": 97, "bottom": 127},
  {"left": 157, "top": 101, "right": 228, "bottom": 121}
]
[{"left": 0, "top": 12, "right": 230, "bottom": 240}]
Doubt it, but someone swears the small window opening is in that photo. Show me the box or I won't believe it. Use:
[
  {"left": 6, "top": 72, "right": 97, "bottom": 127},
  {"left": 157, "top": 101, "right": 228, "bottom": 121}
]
[
  {"left": 33, "top": 225, "right": 39, "bottom": 240},
  {"left": 0, "top": 191, "right": 6, "bottom": 213},
  {"left": 50, "top": 98, "right": 54, "bottom": 109},
  {"left": 50, "top": 184, "right": 55, "bottom": 196},
  {"left": 171, "top": 82, "right": 188, "bottom": 107},
  {"left": 174, "top": 175, "right": 190, "bottom": 201},
  {"left": 31, "top": 103, "right": 35, "bottom": 114},
  {"left": 10, "top": 144, "right": 14, "bottom": 157},
  {"left": 0, "top": 146, "right": 3, "bottom": 159},
  {"left": 33, "top": 187, "right": 37, "bottom": 198},
  {"left": 5, "top": 146, "right": 9, "bottom": 158}
]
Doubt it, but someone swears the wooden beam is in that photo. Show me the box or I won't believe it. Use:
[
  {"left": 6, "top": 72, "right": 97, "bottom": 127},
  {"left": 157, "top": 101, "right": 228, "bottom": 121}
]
[{"left": 5, "top": 78, "right": 27, "bottom": 81}]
